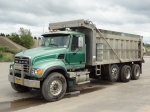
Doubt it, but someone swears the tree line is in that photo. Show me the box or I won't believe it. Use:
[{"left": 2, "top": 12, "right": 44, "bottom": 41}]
[
  {"left": 0, "top": 28, "right": 35, "bottom": 49},
  {"left": 0, "top": 33, "right": 10, "bottom": 37}
]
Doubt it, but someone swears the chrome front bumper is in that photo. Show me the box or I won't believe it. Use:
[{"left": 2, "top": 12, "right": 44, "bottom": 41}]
[
  {"left": 9, "top": 64, "right": 40, "bottom": 88},
  {"left": 8, "top": 75, "right": 40, "bottom": 88}
]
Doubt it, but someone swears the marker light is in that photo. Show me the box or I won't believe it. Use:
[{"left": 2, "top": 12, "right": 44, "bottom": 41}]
[
  {"left": 66, "top": 28, "right": 71, "bottom": 31},
  {"left": 32, "top": 68, "right": 43, "bottom": 76},
  {"left": 36, "top": 69, "right": 43, "bottom": 76}
]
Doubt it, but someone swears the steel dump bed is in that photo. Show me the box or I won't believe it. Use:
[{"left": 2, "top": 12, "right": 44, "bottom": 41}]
[{"left": 49, "top": 19, "right": 143, "bottom": 65}]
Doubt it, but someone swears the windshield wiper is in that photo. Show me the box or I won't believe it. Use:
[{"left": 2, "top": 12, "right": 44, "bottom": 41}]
[{"left": 49, "top": 44, "right": 58, "bottom": 47}]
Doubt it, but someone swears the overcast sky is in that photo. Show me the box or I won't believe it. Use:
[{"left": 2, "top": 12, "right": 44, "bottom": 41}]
[{"left": 0, "top": 0, "right": 150, "bottom": 43}]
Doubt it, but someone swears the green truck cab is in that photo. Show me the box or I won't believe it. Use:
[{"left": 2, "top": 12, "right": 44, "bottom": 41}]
[
  {"left": 9, "top": 30, "right": 87, "bottom": 101},
  {"left": 9, "top": 19, "right": 143, "bottom": 102}
]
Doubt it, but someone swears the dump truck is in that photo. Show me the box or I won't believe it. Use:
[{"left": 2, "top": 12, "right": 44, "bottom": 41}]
[{"left": 9, "top": 19, "right": 143, "bottom": 101}]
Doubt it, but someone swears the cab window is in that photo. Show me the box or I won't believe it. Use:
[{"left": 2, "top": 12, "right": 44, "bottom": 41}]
[{"left": 71, "top": 35, "right": 79, "bottom": 51}]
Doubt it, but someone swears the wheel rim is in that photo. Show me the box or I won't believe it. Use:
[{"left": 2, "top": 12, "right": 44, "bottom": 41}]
[
  {"left": 126, "top": 69, "right": 130, "bottom": 79},
  {"left": 50, "top": 79, "right": 62, "bottom": 96},
  {"left": 112, "top": 67, "right": 117, "bottom": 78},
  {"left": 135, "top": 67, "right": 140, "bottom": 77}
]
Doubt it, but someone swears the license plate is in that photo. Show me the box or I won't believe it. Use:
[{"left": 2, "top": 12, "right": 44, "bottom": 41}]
[
  {"left": 15, "top": 78, "right": 21, "bottom": 84},
  {"left": 14, "top": 64, "right": 22, "bottom": 70}
]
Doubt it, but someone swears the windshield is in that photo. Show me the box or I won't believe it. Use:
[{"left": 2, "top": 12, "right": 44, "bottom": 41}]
[{"left": 41, "top": 34, "right": 70, "bottom": 47}]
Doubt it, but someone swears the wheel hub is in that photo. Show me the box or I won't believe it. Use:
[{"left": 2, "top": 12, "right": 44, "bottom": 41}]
[
  {"left": 53, "top": 84, "right": 58, "bottom": 90},
  {"left": 50, "top": 80, "right": 62, "bottom": 96},
  {"left": 135, "top": 68, "right": 140, "bottom": 77},
  {"left": 112, "top": 67, "right": 117, "bottom": 78},
  {"left": 126, "top": 69, "right": 130, "bottom": 79}
]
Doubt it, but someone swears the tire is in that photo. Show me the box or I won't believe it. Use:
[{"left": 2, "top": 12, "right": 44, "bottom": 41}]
[
  {"left": 120, "top": 65, "right": 131, "bottom": 82},
  {"left": 42, "top": 72, "right": 67, "bottom": 102},
  {"left": 131, "top": 64, "right": 140, "bottom": 80},
  {"left": 117, "top": 65, "right": 123, "bottom": 82},
  {"left": 108, "top": 64, "right": 119, "bottom": 82},
  {"left": 11, "top": 83, "right": 31, "bottom": 93},
  {"left": 101, "top": 75, "right": 107, "bottom": 80}
]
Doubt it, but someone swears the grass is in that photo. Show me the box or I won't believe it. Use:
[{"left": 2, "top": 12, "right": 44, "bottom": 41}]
[
  {"left": 0, "top": 46, "right": 21, "bottom": 62},
  {"left": 0, "top": 46, "right": 20, "bottom": 54},
  {"left": 0, "top": 52, "right": 13, "bottom": 62}
]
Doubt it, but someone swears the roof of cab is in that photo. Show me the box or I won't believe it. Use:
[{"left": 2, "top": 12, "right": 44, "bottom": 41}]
[{"left": 42, "top": 31, "right": 84, "bottom": 36}]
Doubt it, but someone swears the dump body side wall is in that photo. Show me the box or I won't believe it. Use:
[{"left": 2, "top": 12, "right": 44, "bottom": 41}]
[{"left": 95, "top": 32, "right": 143, "bottom": 65}]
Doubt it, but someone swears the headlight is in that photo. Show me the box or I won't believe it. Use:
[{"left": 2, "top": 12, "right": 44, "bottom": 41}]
[{"left": 31, "top": 68, "right": 43, "bottom": 76}]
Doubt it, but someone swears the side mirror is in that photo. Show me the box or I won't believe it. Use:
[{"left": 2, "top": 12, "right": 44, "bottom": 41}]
[{"left": 78, "top": 36, "right": 83, "bottom": 48}]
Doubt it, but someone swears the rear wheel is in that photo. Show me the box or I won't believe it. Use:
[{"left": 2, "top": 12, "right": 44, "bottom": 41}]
[
  {"left": 120, "top": 65, "right": 131, "bottom": 82},
  {"left": 42, "top": 72, "right": 67, "bottom": 102},
  {"left": 117, "top": 65, "right": 124, "bottom": 82},
  {"left": 108, "top": 64, "right": 119, "bottom": 82},
  {"left": 11, "top": 83, "right": 31, "bottom": 93},
  {"left": 131, "top": 64, "right": 140, "bottom": 80}
]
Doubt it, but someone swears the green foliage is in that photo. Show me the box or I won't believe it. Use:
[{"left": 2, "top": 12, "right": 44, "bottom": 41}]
[
  {"left": 19, "top": 28, "right": 34, "bottom": 49},
  {"left": 0, "top": 33, "right": 10, "bottom": 37},
  {"left": 0, "top": 46, "right": 20, "bottom": 54},
  {"left": 34, "top": 36, "right": 37, "bottom": 39},
  {"left": 8, "top": 33, "right": 20, "bottom": 44},
  {"left": 8, "top": 27, "right": 34, "bottom": 49},
  {"left": 0, "top": 52, "right": 13, "bottom": 62},
  {"left": 0, "top": 33, "right": 5, "bottom": 37},
  {"left": 0, "top": 46, "right": 20, "bottom": 62},
  {"left": 6, "top": 34, "right": 10, "bottom": 37},
  {"left": 0, "top": 46, "right": 9, "bottom": 52},
  {"left": 1, "top": 54, "right": 13, "bottom": 62},
  {"left": 0, "top": 52, "right": 3, "bottom": 58}
]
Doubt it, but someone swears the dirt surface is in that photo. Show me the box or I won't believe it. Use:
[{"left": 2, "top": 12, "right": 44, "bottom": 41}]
[
  {"left": 145, "top": 52, "right": 150, "bottom": 56},
  {"left": 0, "top": 36, "right": 26, "bottom": 50},
  {"left": 31, "top": 39, "right": 41, "bottom": 48},
  {"left": 0, "top": 57, "right": 150, "bottom": 112}
]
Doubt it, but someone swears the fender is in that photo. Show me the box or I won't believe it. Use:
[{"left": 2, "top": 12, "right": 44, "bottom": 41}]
[{"left": 41, "top": 66, "right": 69, "bottom": 80}]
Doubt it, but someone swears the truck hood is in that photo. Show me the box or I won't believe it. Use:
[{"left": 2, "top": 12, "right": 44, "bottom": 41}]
[{"left": 16, "top": 47, "right": 67, "bottom": 59}]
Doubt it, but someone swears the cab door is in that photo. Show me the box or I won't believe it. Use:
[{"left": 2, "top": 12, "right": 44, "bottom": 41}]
[{"left": 66, "top": 34, "right": 85, "bottom": 69}]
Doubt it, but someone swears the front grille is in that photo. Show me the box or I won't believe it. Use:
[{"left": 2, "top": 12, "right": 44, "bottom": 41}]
[{"left": 14, "top": 56, "right": 30, "bottom": 73}]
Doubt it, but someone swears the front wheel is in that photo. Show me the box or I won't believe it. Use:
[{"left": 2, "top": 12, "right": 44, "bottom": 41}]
[
  {"left": 11, "top": 83, "right": 31, "bottom": 93},
  {"left": 42, "top": 72, "right": 67, "bottom": 102}
]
